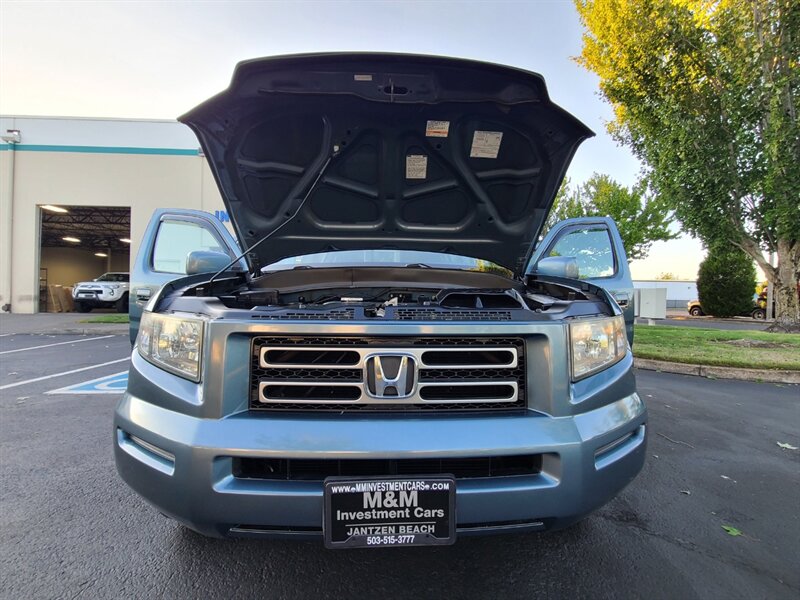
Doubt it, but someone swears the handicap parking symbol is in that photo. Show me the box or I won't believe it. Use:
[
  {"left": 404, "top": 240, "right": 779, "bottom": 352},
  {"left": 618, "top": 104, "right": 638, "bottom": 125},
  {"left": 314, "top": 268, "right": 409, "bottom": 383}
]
[{"left": 47, "top": 371, "right": 129, "bottom": 395}]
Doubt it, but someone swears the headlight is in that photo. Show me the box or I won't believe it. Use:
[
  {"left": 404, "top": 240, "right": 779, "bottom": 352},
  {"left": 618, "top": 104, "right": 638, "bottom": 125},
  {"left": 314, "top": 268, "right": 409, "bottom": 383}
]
[
  {"left": 107, "top": 284, "right": 121, "bottom": 289},
  {"left": 137, "top": 312, "right": 204, "bottom": 381},
  {"left": 569, "top": 315, "right": 627, "bottom": 380}
]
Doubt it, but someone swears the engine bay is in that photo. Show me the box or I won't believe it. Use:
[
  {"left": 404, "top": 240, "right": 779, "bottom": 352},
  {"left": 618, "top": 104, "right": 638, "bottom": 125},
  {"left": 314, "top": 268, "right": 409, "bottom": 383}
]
[{"left": 176, "top": 266, "right": 612, "bottom": 322}]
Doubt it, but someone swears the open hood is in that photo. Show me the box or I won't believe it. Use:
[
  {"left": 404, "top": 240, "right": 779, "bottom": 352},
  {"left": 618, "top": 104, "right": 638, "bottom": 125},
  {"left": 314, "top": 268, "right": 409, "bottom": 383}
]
[{"left": 180, "top": 53, "right": 593, "bottom": 276}]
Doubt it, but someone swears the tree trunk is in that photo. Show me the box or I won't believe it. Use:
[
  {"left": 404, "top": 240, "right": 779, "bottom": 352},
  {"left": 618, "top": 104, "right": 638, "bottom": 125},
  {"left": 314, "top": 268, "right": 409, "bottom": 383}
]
[
  {"left": 770, "top": 239, "right": 800, "bottom": 331},
  {"left": 736, "top": 236, "right": 799, "bottom": 329}
]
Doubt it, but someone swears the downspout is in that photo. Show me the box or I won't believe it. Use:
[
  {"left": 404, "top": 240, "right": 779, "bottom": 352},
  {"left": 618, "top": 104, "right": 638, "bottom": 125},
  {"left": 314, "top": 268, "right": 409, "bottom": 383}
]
[{"left": 0, "top": 129, "right": 20, "bottom": 312}]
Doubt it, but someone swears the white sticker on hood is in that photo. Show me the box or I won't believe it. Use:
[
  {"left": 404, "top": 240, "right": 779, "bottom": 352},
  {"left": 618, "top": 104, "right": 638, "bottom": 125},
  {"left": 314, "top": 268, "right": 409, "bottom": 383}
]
[
  {"left": 470, "top": 131, "right": 503, "bottom": 158},
  {"left": 426, "top": 120, "right": 450, "bottom": 137},
  {"left": 406, "top": 155, "right": 428, "bottom": 179},
  {"left": 353, "top": 74, "right": 373, "bottom": 81}
]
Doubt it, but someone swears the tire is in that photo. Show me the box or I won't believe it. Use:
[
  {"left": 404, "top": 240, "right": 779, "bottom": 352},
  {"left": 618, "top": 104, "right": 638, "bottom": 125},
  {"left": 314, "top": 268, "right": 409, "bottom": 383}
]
[
  {"left": 752, "top": 308, "right": 766, "bottom": 320},
  {"left": 116, "top": 293, "right": 129, "bottom": 313},
  {"left": 689, "top": 306, "right": 702, "bottom": 317},
  {"left": 76, "top": 302, "right": 91, "bottom": 313}
]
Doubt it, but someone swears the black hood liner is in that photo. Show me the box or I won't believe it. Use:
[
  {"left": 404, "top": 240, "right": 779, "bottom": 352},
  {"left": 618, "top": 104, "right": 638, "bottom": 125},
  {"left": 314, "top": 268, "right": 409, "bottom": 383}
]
[{"left": 180, "top": 53, "right": 593, "bottom": 275}]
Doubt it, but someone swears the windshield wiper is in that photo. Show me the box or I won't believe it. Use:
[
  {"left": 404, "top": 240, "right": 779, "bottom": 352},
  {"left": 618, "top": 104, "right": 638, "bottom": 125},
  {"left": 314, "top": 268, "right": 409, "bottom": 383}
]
[{"left": 206, "top": 150, "right": 338, "bottom": 294}]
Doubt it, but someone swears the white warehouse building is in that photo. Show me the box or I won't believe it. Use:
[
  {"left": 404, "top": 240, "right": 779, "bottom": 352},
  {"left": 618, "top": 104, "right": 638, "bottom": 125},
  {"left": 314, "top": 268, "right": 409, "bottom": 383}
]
[{"left": 0, "top": 116, "right": 227, "bottom": 314}]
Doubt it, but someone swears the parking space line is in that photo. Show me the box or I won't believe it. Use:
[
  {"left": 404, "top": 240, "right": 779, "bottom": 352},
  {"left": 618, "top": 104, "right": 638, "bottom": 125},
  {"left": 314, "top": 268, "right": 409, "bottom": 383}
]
[
  {"left": 0, "top": 358, "right": 129, "bottom": 390},
  {"left": 0, "top": 334, "right": 116, "bottom": 355}
]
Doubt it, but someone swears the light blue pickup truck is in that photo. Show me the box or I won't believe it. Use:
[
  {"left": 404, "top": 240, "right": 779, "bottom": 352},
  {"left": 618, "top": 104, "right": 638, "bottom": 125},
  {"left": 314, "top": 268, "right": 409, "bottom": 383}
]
[{"left": 115, "top": 53, "right": 646, "bottom": 549}]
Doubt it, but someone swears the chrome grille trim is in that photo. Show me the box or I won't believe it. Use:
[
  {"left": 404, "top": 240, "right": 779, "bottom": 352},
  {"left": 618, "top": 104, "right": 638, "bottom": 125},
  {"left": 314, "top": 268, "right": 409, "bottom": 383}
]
[
  {"left": 257, "top": 380, "right": 519, "bottom": 404},
  {"left": 250, "top": 336, "right": 527, "bottom": 412},
  {"left": 259, "top": 347, "right": 518, "bottom": 369},
  {"left": 259, "top": 381, "right": 363, "bottom": 404}
]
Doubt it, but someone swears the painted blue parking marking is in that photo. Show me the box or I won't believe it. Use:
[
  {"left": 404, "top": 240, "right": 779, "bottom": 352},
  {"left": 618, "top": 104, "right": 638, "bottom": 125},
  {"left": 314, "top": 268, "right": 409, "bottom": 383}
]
[{"left": 46, "top": 371, "right": 129, "bottom": 395}]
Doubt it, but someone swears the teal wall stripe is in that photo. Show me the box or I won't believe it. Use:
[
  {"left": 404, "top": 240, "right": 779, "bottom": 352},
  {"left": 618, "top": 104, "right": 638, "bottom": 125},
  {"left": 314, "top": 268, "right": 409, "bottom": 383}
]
[{"left": 0, "top": 143, "right": 199, "bottom": 156}]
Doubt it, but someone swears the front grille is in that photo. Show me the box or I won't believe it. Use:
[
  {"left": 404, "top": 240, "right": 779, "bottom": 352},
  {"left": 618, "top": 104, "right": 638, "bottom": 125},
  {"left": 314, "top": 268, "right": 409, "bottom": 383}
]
[
  {"left": 250, "top": 336, "right": 526, "bottom": 412},
  {"left": 233, "top": 455, "right": 542, "bottom": 480},
  {"left": 230, "top": 518, "right": 552, "bottom": 536}
]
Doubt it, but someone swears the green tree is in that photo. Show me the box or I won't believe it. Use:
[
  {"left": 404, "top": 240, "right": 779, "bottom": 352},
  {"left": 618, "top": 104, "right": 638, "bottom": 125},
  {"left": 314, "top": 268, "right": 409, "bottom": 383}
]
[
  {"left": 543, "top": 177, "right": 586, "bottom": 233},
  {"left": 544, "top": 174, "right": 677, "bottom": 261},
  {"left": 574, "top": 0, "right": 800, "bottom": 325},
  {"left": 696, "top": 245, "right": 757, "bottom": 317},
  {"left": 656, "top": 272, "right": 677, "bottom": 280}
]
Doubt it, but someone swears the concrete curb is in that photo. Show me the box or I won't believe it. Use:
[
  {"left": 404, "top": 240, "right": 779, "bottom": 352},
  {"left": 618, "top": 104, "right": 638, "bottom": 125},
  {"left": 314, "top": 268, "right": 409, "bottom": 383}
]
[
  {"left": 54, "top": 326, "right": 129, "bottom": 336},
  {"left": 634, "top": 358, "right": 800, "bottom": 385},
  {"left": 0, "top": 323, "right": 129, "bottom": 336},
  {"left": 1, "top": 314, "right": 130, "bottom": 336}
]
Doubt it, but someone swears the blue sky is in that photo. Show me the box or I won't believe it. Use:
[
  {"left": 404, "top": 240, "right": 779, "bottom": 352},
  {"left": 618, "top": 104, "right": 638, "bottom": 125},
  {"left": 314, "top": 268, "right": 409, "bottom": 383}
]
[{"left": 0, "top": 0, "right": 704, "bottom": 279}]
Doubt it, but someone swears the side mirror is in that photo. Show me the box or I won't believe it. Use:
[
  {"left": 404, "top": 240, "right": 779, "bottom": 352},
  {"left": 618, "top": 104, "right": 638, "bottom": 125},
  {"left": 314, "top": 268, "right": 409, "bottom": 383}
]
[
  {"left": 186, "top": 250, "right": 232, "bottom": 275},
  {"left": 531, "top": 256, "right": 579, "bottom": 279}
]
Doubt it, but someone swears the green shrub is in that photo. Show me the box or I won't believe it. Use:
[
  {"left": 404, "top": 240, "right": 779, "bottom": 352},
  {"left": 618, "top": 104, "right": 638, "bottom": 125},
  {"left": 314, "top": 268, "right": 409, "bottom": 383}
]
[{"left": 696, "top": 246, "right": 756, "bottom": 317}]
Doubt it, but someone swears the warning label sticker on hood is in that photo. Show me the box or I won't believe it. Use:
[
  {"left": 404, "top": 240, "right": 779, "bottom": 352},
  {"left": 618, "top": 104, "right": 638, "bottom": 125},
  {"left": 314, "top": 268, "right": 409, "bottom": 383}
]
[
  {"left": 470, "top": 131, "right": 503, "bottom": 159},
  {"left": 426, "top": 120, "right": 450, "bottom": 137},
  {"left": 406, "top": 155, "right": 428, "bottom": 179}
]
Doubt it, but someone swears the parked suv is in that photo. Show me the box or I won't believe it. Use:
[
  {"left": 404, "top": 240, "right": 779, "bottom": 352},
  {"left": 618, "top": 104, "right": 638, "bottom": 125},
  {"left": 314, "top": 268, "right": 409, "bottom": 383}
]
[
  {"left": 72, "top": 272, "right": 130, "bottom": 313},
  {"left": 115, "top": 54, "right": 646, "bottom": 548}
]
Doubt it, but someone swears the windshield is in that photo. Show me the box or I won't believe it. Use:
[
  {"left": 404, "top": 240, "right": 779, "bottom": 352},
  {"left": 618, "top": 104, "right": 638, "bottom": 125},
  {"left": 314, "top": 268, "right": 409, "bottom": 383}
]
[
  {"left": 94, "top": 273, "right": 129, "bottom": 282},
  {"left": 262, "top": 250, "right": 512, "bottom": 276}
]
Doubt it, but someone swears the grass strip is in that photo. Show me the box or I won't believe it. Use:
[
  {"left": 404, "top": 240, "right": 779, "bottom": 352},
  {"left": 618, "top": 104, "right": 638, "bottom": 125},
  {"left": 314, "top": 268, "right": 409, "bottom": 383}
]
[
  {"left": 79, "top": 314, "right": 130, "bottom": 324},
  {"left": 633, "top": 325, "right": 800, "bottom": 371}
]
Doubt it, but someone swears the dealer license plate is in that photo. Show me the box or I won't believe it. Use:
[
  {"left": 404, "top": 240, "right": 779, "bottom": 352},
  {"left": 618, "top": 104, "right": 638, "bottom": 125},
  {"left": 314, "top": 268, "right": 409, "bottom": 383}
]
[{"left": 323, "top": 476, "right": 456, "bottom": 549}]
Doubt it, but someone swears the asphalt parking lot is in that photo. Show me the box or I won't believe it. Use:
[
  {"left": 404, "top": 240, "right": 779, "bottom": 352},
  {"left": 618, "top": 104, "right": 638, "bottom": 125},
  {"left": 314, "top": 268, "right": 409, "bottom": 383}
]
[{"left": 1, "top": 332, "right": 798, "bottom": 599}]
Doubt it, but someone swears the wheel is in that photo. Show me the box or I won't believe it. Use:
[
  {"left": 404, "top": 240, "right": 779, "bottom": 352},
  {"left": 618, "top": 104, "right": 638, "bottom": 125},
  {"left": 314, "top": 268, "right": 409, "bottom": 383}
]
[
  {"left": 752, "top": 308, "right": 766, "bottom": 320},
  {"left": 689, "top": 306, "right": 702, "bottom": 317},
  {"left": 116, "top": 293, "right": 129, "bottom": 313},
  {"left": 76, "top": 302, "right": 91, "bottom": 313}
]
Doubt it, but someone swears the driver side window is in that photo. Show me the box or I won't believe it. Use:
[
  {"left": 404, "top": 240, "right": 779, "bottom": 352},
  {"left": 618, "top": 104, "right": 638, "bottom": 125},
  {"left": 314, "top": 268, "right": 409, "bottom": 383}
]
[
  {"left": 152, "top": 219, "right": 226, "bottom": 274},
  {"left": 547, "top": 226, "right": 616, "bottom": 279}
]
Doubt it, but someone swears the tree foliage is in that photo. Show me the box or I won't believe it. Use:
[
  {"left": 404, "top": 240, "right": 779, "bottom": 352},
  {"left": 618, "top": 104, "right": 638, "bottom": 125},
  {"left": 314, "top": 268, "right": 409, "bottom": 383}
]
[
  {"left": 697, "top": 245, "right": 757, "bottom": 317},
  {"left": 545, "top": 177, "right": 586, "bottom": 233},
  {"left": 544, "top": 173, "right": 677, "bottom": 261},
  {"left": 574, "top": 0, "right": 800, "bottom": 324}
]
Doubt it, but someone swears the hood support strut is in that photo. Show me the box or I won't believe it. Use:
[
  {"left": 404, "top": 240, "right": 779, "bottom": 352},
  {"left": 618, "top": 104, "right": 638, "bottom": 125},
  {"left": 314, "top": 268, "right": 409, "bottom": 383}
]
[{"left": 206, "top": 147, "right": 339, "bottom": 294}]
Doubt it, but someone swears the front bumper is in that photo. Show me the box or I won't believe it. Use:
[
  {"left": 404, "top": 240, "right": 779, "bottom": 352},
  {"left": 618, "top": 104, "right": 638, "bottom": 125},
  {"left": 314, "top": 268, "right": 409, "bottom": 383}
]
[
  {"left": 114, "top": 379, "right": 647, "bottom": 539},
  {"left": 74, "top": 289, "right": 119, "bottom": 304}
]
